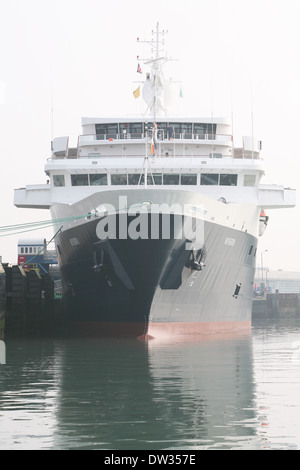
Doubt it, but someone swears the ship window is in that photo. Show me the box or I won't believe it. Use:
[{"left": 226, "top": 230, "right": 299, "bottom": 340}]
[
  {"left": 201, "top": 173, "right": 219, "bottom": 185},
  {"left": 220, "top": 174, "right": 237, "bottom": 186},
  {"left": 194, "top": 123, "right": 216, "bottom": 138},
  {"left": 128, "top": 173, "right": 163, "bottom": 185},
  {"left": 163, "top": 174, "right": 180, "bottom": 185},
  {"left": 244, "top": 175, "right": 256, "bottom": 187},
  {"left": 53, "top": 175, "right": 65, "bottom": 187},
  {"left": 156, "top": 122, "right": 168, "bottom": 133},
  {"left": 169, "top": 122, "right": 182, "bottom": 134},
  {"left": 111, "top": 174, "right": 128, "bottom": 185},
  {"left": 21, "top": 247, "right": 24, "bottom": 254},
  {"left": 207, "top": 123, "right": 216, "bottom": 139},
  {"left": 119, "top": 122, "right": 143, "bottom": 137},
  {"left": 181, "top": 174, "right": 197, "bottom": 185},
  {"left": 209, "top": 153, "right": 222, "bottom": 158},
  {"left": 249, "top": 245, "right": 253, "bottom": 255},
  {"left": 128, "top": 174, "right": 140, "bottom": 185},
  {"left": 181, "top": 122, "right": 192, "bottom": 134},
  {"left": 194, "top": 123, "right": 206, "bottom": 138},
  {"left": 152, "top": 173, "right": 162, "bottom": 185},
  {"left": 139, "top": 173, "right": 163, "bottom": 185},
  {"left": 130, "top": 122, "right": 143, "bottom": 134},
  {"left": 169, "top": 122, "right": 193, "bottom": 133},
  {"left": 95, "top": 123, "right": 118, "bottom": 139},
  {"left": 89, "top": 174, "right": 107, "bottom": 186},
  {"left": 71, "top": 174, "right": 89, "bottom": 186},
  {"left": 179, "top": 122, "right": 192, "bottom": 138},
  {"left": 169, "top": 122, "right": 192, "bottom": 137}
]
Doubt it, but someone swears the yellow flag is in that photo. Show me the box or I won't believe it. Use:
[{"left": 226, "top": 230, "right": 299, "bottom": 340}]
[{"left": 133, "top": 86, "right": 140, "bottom": 99}]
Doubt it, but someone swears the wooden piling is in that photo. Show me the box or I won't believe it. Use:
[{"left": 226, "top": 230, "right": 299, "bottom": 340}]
[
  {"left": 26, "top": 269, "right": 42, "bottom": 333},
  {"left": 0, "top": 264, "right": 6, "bottom": 339},
  {"left": 9, "top": 265, "right": 27, "bottom": 335}
]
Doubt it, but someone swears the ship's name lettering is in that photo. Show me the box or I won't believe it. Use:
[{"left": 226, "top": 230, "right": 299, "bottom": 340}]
[
  {"left": 69, "top": 237, "right": 80, "bottom": 246},
  {"left": 187, "top": 205, "right": 207, "bottom": 215},
  {"left": 224, "top": 237, "right": 236, "bottom": 246}
]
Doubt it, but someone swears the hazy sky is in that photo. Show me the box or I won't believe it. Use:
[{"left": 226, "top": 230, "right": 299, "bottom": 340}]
[{"left": 0, "top": 0, "right": 299, "bottom": 271}]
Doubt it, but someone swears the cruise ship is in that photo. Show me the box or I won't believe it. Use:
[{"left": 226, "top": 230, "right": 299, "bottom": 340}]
[{"left": 14, "top": 24, "right": 296, "bottom": 338}]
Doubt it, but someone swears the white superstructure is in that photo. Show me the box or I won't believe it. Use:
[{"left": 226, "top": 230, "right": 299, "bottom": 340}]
[{"left": 14, "top": 23, "right": 295, "bottom": 236}]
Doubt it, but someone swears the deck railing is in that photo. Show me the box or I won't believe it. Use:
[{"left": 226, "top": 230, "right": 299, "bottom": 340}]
[
  {"left": 51, "top": 132, "right": 262, "bottom": 160},
  {"left": 77, "top": 131, "right": 232, "bottom": 144}
]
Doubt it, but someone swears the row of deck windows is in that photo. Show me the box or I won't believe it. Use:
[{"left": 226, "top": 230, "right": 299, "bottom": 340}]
[
  {"left": 69, "top": 173, "right": 199, "bottom": 186},
  {"left": 53, "top": 173, "right": 256, "bottom": 187},
  {"left": 95, "top": 122, "right": 217, "bottom": 139}
]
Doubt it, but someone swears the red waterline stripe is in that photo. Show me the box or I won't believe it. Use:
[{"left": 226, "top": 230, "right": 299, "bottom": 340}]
[
  {"left": 145, "top": 321, "right": 251, "bottom": 341},
  {"left": 65, "top": 320, "right": 251, "bottom": 340}
]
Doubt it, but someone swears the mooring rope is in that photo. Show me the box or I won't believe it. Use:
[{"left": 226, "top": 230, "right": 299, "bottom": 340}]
[
  {"left": 0, "top": 213, "right": 93, "bottom": 237},
  {"left": 0, "top": 203, "right": 146, "bottom": 238}
]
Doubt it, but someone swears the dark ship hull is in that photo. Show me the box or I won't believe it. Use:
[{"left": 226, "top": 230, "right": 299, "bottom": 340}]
[{"left": 54, "top": 207, "right": 257, "bottom": 339}]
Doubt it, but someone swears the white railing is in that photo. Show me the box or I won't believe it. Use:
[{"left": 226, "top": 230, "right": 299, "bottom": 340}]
[
  {"left": 50, "top": 133, "right": 262, "bottom": 161},
  {"left": 50, "top": 150, "right": 263, "bottom": 161},
  {"left": 77, "top": 132, "right": 232, "bottom": 144}
]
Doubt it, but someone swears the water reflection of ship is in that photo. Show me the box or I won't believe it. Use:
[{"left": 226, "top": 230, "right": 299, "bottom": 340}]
[
  {"left": 146, "top": 335, "right": 258, "bottom": 449},
  {"left": 52, "top": 334, "right": 260, "bottom": 450},
  {"left": 2, "top": 335, "right": 261, "bottom": 449}
]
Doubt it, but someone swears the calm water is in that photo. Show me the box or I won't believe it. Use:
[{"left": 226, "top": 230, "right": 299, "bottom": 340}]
[{"left": 0, "top": 315, "right": 300, "bottom": 450}]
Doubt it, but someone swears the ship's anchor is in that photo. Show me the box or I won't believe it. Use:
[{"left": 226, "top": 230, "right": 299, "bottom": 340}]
[
  {"left": 93, "top": 249, "right": 104, "bottom": 273},
  {"left": 190, "top": 249, "right": 206, "bottom": 271},
  {"left": 92, "top": 249, "right": 113, "bottom": 287}
]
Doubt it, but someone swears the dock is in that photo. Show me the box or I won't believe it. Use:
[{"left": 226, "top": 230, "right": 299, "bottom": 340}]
[
  {"left": 252, "top": 292, "right": 300, "bottom": 317},
  {"left": 0, "top": 263, "right": 64, "bottom": 337},
  {"left": 1, "top": 261, "right": 299, "bottom": 337}
]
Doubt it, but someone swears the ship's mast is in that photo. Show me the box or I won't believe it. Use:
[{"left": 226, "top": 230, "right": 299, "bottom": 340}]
[
  {"left": 137, "top": 22, "right": 169, "bottom": 119},
  {"left": 136, "top": 23, "right": 172, "bottom": 187},
  {"left": 152, "top": 22, "right": 160, "bottom": 121}
]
